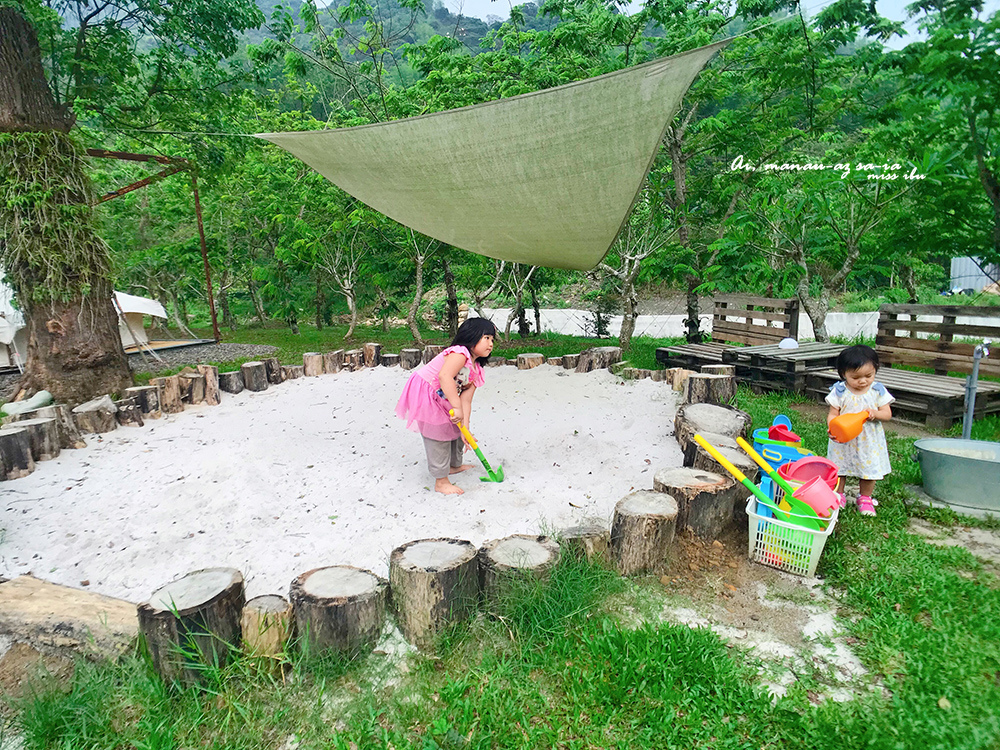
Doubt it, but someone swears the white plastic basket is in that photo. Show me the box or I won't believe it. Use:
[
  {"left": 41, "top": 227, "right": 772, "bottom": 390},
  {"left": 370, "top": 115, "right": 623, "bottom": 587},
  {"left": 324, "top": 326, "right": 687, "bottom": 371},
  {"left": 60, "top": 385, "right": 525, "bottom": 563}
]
[{"left": 746, "top": 496, "right": 839, "bottom": 577}]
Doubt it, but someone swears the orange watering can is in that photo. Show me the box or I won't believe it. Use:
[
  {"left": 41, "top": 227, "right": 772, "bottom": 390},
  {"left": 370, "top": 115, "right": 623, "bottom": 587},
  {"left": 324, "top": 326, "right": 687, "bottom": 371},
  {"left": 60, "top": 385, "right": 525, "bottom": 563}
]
[{"left": 828, "top": 411, "right": 869, "bottom": 443}]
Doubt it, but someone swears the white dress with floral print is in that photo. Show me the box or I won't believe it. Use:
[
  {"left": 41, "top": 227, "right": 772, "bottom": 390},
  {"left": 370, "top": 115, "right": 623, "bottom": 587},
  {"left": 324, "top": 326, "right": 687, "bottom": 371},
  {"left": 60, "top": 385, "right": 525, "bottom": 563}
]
[{"left": 825, "top": 381, "right": 895, "bottom": 480}]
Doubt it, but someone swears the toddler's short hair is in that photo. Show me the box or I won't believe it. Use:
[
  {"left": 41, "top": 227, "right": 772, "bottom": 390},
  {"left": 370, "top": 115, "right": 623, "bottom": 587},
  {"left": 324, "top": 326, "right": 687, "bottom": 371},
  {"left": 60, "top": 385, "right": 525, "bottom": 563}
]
[{"left": 836, "top": 344, "right": 880, "bottom": 379}]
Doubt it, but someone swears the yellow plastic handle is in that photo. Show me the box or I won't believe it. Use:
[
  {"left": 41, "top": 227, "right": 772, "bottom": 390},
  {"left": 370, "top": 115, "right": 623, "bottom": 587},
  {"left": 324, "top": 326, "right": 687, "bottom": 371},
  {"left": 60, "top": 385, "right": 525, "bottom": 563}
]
[
  {"left": 735, "top": 437, "right": 777, "bottom": 476},
  {"left": 449, "top": 409, "right": 478, "bottom": 449},
  {"left": 693, "top": 434, "right": 748, "bottom": 484}
]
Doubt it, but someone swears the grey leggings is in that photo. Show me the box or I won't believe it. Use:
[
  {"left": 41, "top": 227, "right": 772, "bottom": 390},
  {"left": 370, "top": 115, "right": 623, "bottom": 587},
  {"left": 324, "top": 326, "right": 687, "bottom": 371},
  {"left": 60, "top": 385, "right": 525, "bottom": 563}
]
[{"left": 423, "top": 436, "right": 465, "bottom": 479}]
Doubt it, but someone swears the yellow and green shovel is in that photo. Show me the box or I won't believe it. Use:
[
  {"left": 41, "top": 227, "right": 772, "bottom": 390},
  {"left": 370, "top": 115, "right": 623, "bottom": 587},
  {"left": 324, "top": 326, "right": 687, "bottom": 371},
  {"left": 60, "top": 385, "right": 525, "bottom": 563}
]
[{"left": 450, "top": 410, "right": 504, "bottom": 483}]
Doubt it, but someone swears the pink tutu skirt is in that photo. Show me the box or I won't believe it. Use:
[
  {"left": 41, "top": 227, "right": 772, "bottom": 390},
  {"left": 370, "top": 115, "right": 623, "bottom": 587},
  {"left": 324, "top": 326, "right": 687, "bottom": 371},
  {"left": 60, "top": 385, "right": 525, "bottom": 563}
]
[{"left": 396, "top": 373, "right": 460, "bottom": 442}]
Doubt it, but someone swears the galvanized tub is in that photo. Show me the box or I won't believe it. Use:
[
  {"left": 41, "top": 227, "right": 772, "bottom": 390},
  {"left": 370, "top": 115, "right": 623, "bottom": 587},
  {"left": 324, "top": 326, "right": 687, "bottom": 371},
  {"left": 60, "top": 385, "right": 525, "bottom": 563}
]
[{"left": 914, "top": 438, "right": 1000, "bottom": 511}]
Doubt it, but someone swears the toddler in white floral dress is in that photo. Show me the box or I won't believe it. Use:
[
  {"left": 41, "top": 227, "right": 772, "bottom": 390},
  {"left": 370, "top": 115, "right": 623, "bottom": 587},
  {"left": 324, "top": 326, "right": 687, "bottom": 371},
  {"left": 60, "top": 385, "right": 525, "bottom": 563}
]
[{"left": 826, "top": 345, "right": 894, "bottom": 516}]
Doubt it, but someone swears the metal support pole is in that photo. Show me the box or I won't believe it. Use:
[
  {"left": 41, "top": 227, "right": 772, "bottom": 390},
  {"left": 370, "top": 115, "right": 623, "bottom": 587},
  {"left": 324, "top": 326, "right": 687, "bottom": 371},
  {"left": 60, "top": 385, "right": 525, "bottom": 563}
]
[
  {"left": 963, "top": 340, "right": 991, "bottom": 440},
  {"left": 191, "top": 171, "right": 221, "bottom": 344}
]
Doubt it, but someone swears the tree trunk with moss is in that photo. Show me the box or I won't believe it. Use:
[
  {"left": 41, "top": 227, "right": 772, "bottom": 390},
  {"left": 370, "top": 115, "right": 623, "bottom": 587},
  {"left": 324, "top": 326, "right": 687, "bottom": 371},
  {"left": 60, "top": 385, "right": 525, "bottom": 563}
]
[{"left": 0, "top": 8, "right": 131, "bottom": 405}]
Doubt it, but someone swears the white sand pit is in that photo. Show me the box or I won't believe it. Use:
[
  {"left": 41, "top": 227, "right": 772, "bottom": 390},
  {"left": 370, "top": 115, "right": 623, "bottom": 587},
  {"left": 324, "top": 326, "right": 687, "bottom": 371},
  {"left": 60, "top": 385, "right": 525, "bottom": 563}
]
[{"left": 0, "top": 365, "right": 683, "bottom": 602}]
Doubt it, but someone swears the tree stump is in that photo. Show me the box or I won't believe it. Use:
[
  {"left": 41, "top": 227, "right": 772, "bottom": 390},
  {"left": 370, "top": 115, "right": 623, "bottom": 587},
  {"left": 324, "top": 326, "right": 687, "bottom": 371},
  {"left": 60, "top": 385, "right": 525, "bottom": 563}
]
[
  {"left": 506, "top": 358, "right": 518, "bottom": 366},
  {"left": 701, "top": 364, "right": 736, "bottom": 377},
  {"left": 0, "top": 427, "right": 38, "bottom": 478},
  {"left": 137, "top": 567, "right": 245, "bottom": 686},
  {"left": 289, "top": 566, "right": 387, "bottom": 657},
  {"left": 611, "top": 491, "right": 678, "bottom": 576},
  {"left": 241, "top": 595, "right": 293, "bottom": 659},
  {"left": 575, "top": 346, "right": 622, "bottom": 373},
  {"left": 389, "top": 538, "right": 479, "bottom": 649},
  {"left": 303, "top": 353, "right": 324, "bottom": 377},
  {"left": 17, "top": 404, "right": 86, "bottom": 449},
  {"left": 673, "top": 403, "right": 753, "bottom": 455},
  {"left": 180, "top": 374, "right": 206, "bottom": 404},
  {"left": 363, "top": 343, "right": 382, "bottom": 367},
  {"left": 197, "top": 365, "right": 221, "bottom": 405},
  {"left": 400, "top": 349, "right": 422, "bottom": 370},
  {"left": 478, "top": 535, "right": 560, "bottom": 600},
  {"left": 671, "top": 368, "right": 696, "bottom": 392},
  {"left": 124, "top": 385, "right": 161, "bottom": 419},
  {"left": 241, "top": 362, "right": 268, "bottom": 392},
  {"left": 691, "top": 444, "right": 760, "bottom": 486},
  {"left": 324, "top": 350, "right": 345, "bottom": 373},
  {"left": 517, "top": 353, "right": 545, "bottom": 370},
  {"left": 562, "top": 354, "right": 580, "bottom": 369},
  {"left": 154, "top": 376, "right": 184, "bottom": 414},
  {"left": 680, "top": 431, "right": 739, "bottom": 467},
  {"left": 219, "top": 371, "right": 245, "bottom": 394},
  {"left": 558, "top": 524, "right": 610, "bottom": 565},
  {"left": 653, "top": 467, "right": 739, "bottom": 539},
  {"left": 381, "top": 353, "right": 400, "bottom": 367},
  {"left": 683, "top": 373, "right": 736, "bottom": 405},
  {"left": 282, "top": 365, "right": 304, "bottom": 380},
  {"left": 1, "top": 418, "right": 60, "bottom": 460},
  {"left": 422, "top": 345, "right": 444, "bottom": 364},
  {"left": 547, "top": 356, "right": 563, "bottom": 366},
  {"left": 113, "top": 398, "right": 144, "bottom": 428},
  {"left": 343, "top": 350, "right": 362, "bottom": 371},
  {"left": 264, "top": 357, "right": 285, "bottom": 384},
  {"left": 72, "top": 395, "right": 118, "bottom": 433},
  {"left": 650, "top": 369, "right": 669, "bottom": 383}
]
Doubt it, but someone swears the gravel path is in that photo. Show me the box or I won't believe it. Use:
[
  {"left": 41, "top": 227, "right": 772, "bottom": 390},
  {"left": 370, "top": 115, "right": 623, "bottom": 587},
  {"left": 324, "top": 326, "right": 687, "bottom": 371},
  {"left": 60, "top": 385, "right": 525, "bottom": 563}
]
[{"left": 0, "top": 342, "right": 278, "bottom": 404}]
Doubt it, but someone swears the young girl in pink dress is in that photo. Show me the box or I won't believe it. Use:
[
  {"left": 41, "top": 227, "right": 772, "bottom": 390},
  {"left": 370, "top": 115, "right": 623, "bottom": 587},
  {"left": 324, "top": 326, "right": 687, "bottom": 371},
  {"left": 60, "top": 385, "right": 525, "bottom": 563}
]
[{"left": 396, "top": 318, "right": 497, "bottom": 495}]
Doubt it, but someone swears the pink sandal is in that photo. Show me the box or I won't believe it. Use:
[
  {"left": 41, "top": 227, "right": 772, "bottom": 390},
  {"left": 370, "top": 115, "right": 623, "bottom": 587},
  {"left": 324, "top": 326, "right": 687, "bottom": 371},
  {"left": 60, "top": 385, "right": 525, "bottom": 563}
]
[
  {"left": 837, "top": 492, "right": 847, "bottom": 509},
  {"left": 857, "top": 496, "right": 878, "bottom": 517}
]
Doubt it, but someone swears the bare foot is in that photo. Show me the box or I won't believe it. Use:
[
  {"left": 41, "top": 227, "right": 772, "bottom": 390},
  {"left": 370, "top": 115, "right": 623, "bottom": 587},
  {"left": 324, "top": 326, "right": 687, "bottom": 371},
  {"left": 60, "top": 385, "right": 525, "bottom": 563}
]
[
  {"left": 449, "top": 464, "right": 474, "bottom": 475},
  {"left": 435, "top": 478, "right": 464, "bottom": 495}
]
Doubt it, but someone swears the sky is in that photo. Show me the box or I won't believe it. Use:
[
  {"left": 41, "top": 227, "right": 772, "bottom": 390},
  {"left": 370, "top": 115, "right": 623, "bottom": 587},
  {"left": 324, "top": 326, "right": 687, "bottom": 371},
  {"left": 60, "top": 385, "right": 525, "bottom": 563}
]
[{"left": 443, "top": 0, "right": 999, "bottom": 50}]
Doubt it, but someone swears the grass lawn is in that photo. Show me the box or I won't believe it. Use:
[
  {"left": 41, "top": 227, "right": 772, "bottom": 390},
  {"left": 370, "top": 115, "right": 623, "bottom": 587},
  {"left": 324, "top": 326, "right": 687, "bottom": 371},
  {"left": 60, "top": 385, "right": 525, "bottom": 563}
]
[{"left": 6, "top": 329, "right": 999, "bottom": 749}]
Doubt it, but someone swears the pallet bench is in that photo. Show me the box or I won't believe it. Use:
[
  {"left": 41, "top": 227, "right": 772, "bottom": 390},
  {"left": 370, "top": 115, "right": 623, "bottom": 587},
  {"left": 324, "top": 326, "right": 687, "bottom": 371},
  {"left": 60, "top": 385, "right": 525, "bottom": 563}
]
[
  {"left": 722, "top": 341, "right": 845, "bottom": 392},
  {"left": 655, "top": 295, "right": 800, "bottom": 371}
]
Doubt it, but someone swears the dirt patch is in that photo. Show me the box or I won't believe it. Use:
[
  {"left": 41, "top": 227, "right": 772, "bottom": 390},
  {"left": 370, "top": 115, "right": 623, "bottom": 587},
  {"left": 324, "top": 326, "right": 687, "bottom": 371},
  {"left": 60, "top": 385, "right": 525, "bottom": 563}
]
[
  {"left": 0, "top": 641, "right": 74, "bottom": 703},
  {"left": 908, "top": 518, "right": 1000, "bottom": 574}
]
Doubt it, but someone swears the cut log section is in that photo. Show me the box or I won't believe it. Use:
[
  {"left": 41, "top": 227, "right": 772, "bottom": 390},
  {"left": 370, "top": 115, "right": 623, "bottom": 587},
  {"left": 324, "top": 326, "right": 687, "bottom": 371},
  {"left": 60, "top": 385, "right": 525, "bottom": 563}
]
[
  {"left": 610, "top": 491, "right": 678, "bottom": 576},
  {"left": 575, "top": 346, "right": 622, "bottom": 373},
  {"left": 289, "top": 566, "right": 387, "bottom": 657},
  {"left": 479, "top": 534, "right": 560, "bottom": 600},
  {"left": 0, "top": 427, "right": 36, "bottom": 479},
  {"left": 680, "top": 431, "right": 739, "bottom": 467},
  {"left": 137, "top": 567, "right": 245, "bottom": 686},
  {"left": 547, "top": 357, "right": 563, "bottom": 366},
  {"left": 124, "top": 385, "right": 161, "bottom": 419},
  {"left": 72, "top": 395, "right": 118, "bottom": 433},
  {"left": 701, "top": 364, "right": 736, "bottom": 377},
  {"left": 282, "top": 365, "right": 305, "bottom": 380},
  {"left": 15, "top": 404, "right": 86, "bottom": 449},
  {"left": 558, "top": 524, "right": 610, "bottom": 564},
  {"left": 180, "top": 374, "right": 206, "bottom": 404},
  {"left": 324, "top": 350, "right": 345, "bottom": 373},
  {"left": 241, "top": 594, "right": 293, "bottom": 659},
  {"left": 671, "top": 368, "right": 696, "bottom": 392},
  {"left": 653, "top": 467, "right": 738, "bottom": 539},
  {"left": 363, "top": 343, "right": 382, "bottom": 367},
  {"left": 303, "top": 353, "right": 324, "bottom": 377},
  {"left": 4, "top": 418, "right": 61, "bottom": 460},
  {"left": 422, "top": 345, "right": 444, "bottom": 364},
  {"left": 241, "top": 362, "right": 268, "bottom": 392},
  {"left": 517, "top": 353, "right": 545, "bottom": 370},
  {"left": 691, "top": 444, "right": 760, "bottom": 486},
  {"left": 683, "top": 373, "right": 737, "bottom": 405},
  {"left": 389, "top": 538, "right": 479, "bottom": 649},
  {"left": 486, "top": 358, "right": 504, "bottom": 367},
  {"left": 219, "top": 371, "right": 245, "bottom": 394},
  {"left": 650, "top": 369, "right": 669, "bottom": 383},
  {"left": 264, "top": 357, "right": 285, "bottom": 384},
  {"left": 562, "top": 354, "right": 580, "bottom": 369},
  {"left": 400, "top": 349, "right": 422, "bottom": 370},
  {"left": 381, "top": 353, "right": 400, "bottom": 367},
  {"left": 673, "top": 403, "right": 753, "bottom": 454},
  {"left": 198, "top": 365, "right": 221, "bottom": 405},
  {"left": 343, "top": 350, "right": 362, "bottom": 371},
  {"left": 154, "top": 376, "right": 184, "bottom": 414}
]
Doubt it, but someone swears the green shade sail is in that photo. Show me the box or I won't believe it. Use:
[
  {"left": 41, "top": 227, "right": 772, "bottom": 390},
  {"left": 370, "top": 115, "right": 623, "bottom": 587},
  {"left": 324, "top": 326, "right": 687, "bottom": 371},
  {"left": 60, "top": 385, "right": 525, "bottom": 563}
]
[{"left": 258, "top": 40, "right": 729, "bottom": 271}]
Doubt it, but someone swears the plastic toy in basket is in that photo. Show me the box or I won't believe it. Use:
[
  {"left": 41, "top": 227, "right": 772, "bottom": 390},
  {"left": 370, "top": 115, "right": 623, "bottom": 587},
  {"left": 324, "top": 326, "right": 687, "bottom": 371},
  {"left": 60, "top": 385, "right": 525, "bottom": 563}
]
[
  {"left": 752, "top": 415, "right": 815, "bottom": 468},
  {"left": 746, "top": 493, "right": 840, "bottom": 577}
]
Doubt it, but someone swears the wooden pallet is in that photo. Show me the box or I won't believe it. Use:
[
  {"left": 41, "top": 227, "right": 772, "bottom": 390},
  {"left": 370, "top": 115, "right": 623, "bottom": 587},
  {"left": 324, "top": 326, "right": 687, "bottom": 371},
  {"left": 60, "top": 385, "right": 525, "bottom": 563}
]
[
  {"left": 655, "top": 342, "right": 734, "bottom": 369},
  {"left": 804, "top": 367, "right": 1000, "bottom": 430},
  {"left": 721, "top": 342, "right": 845, "bottom": 392},
  {"left": 877, "top": 304, "right": 1000, "bottom": 377}
]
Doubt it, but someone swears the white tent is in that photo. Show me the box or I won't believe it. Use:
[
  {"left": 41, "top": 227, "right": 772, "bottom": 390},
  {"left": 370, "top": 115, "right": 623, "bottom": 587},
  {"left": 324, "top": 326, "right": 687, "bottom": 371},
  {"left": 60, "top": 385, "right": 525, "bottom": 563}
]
[{"left": 0, "top": 279, "right": 168, "bottom": 369}]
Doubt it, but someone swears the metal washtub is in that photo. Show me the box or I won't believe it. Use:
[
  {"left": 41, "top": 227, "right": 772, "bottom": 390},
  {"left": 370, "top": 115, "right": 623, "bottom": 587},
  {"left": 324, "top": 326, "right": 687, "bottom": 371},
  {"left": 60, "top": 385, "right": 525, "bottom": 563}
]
[{"left": 914, "top": 438, "right": 1000, "bottom": 512}]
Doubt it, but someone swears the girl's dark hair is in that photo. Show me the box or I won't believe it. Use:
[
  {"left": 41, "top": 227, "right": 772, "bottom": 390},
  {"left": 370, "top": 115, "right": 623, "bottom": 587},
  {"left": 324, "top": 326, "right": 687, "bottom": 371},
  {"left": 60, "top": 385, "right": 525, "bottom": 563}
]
[
  {"left": 451, "top": 317, "right": 497, "bottom": 365},
  {"left": 836, "top": 345, "right": 880, "bottom": 379}
]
